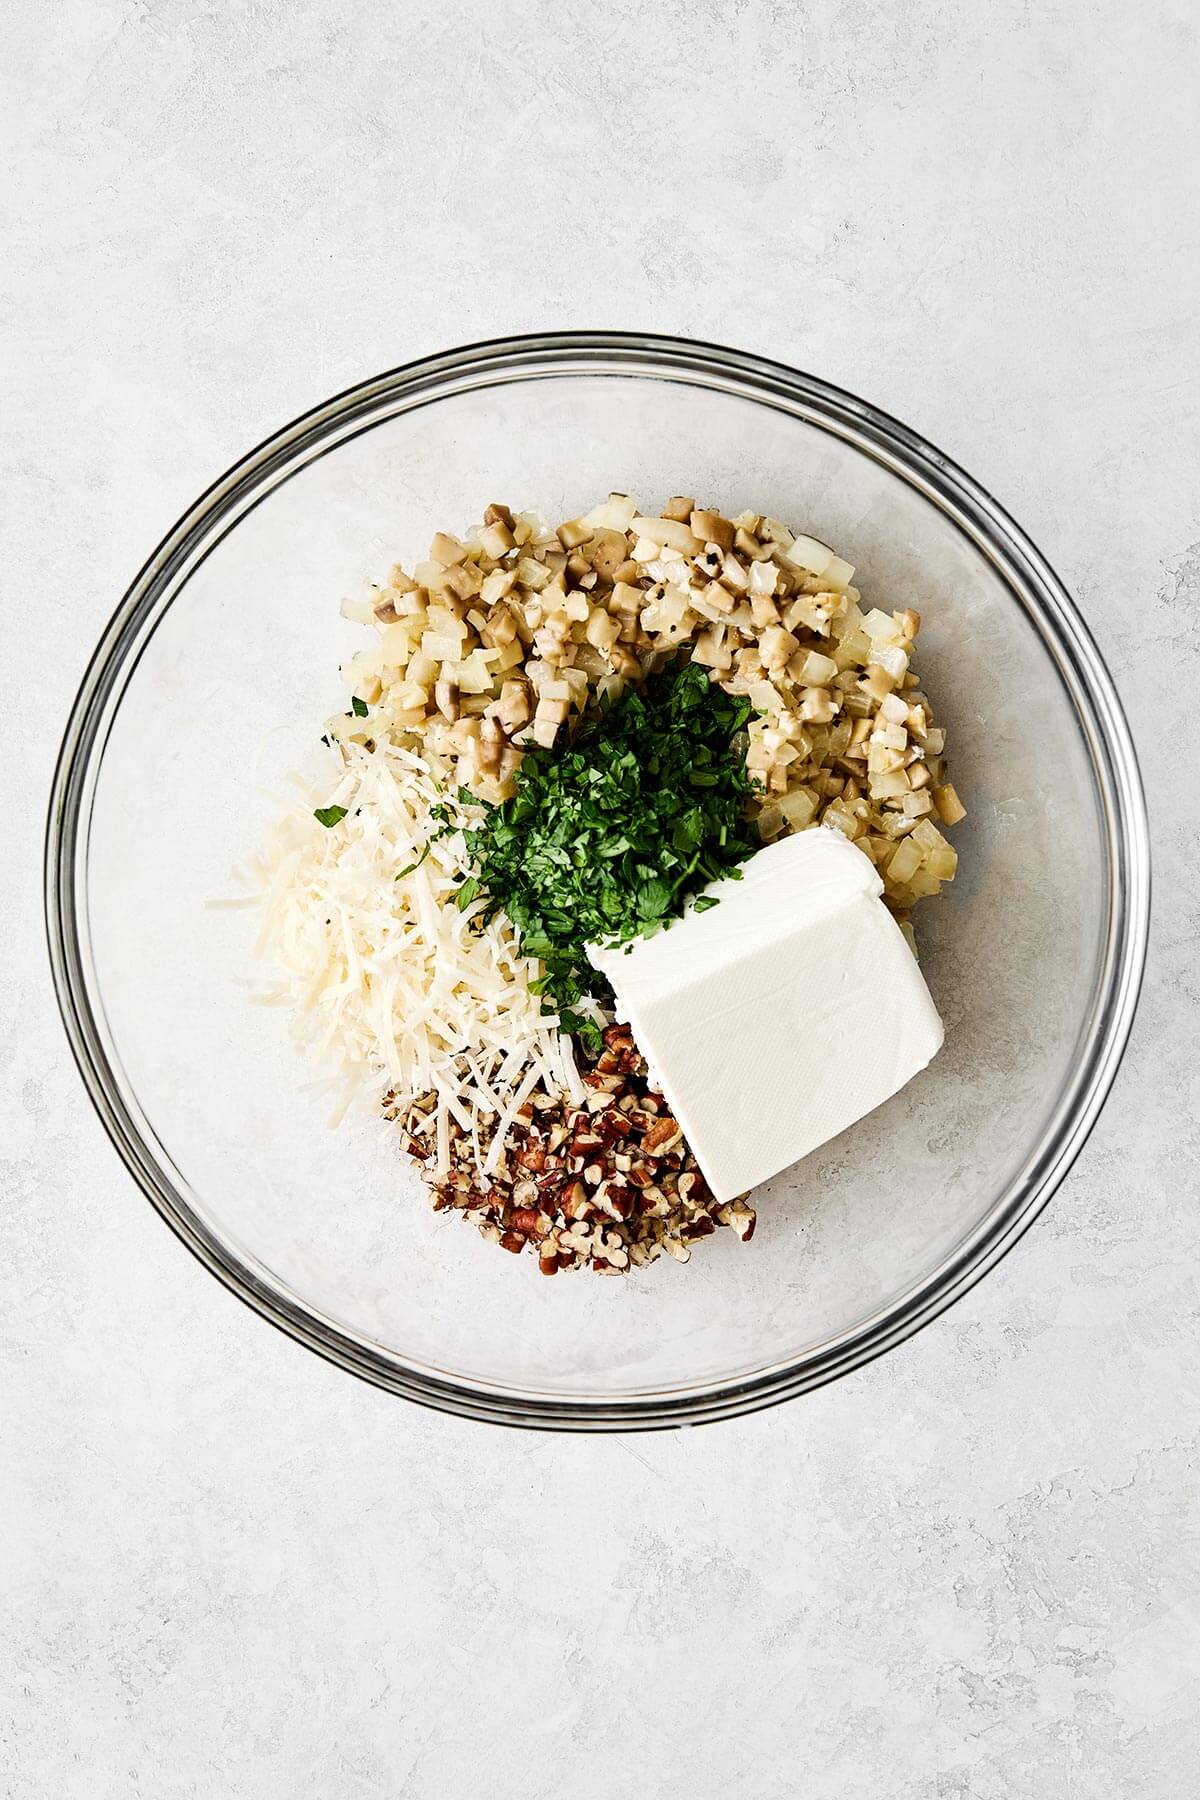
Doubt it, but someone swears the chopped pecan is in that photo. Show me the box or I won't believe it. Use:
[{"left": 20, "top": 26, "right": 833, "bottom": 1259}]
[
  {"left": 642, "top": 1116, "right": 683, "bottom": 1156},
  {"left": 391, "top": 1035, "right": 755, "bottom": 1274},
  {"left": 562, "top": 1180, "right": 589, "bottom": 1221}
]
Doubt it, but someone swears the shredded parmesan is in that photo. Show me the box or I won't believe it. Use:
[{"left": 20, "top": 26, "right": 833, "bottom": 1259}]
[{"left": 251, "top": 737, "right": 571, "bottom": 1155}]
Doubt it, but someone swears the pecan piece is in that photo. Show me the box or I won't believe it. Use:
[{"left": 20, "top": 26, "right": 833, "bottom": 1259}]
[
  {"left": 561, "top": 1181, "right": 590, "bottom": 1221},
  {"left": 642, "top": 1116, "right": 683, "bottom": 1156}
]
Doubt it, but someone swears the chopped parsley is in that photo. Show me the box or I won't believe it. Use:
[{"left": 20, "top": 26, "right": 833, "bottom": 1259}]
[
  {"left": 394, "top": 844, "right": 432, "bottom": 880},
  {"left": 351, "top": 695, "right": 369, "bottom": 717},
  {"left": 394, "top": 804, "right": 456, "bottom": 880},
  {"left": 460, "top": 662, "right": 759, "bottom": 1045},
  {"left": 313, "top": 804, "right": 349, "bottom": 829}
]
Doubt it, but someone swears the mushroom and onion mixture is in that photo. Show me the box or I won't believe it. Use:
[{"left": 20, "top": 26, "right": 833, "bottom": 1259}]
[{"left": 255, "top": 494, "right": 964, "bottom": 1273}]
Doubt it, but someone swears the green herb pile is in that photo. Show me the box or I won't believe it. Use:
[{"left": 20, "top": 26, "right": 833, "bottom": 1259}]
[{"left": 459, "top": 662, "right": 760, "bottom": 1047}]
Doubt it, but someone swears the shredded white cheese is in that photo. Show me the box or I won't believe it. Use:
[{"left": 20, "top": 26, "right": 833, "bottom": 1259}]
[{"left": 250, "top": 737, "right": 572, "bottom": 1168}]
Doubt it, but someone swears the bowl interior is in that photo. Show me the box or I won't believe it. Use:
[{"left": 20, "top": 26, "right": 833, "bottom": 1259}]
[{"left": 75, "top": 367, "right": 1106, "bottom": 1404}]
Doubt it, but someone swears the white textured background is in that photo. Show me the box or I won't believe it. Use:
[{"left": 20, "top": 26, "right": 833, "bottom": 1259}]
[{"left": 3, "top": 2, "right": 1198, "bottom": 1795}]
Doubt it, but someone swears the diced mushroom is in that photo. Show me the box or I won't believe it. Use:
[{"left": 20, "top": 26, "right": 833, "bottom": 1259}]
[
  {"left": 588, "top": 531, "right": 628, "bottom": 581},
  {"left": 477, "top": 715, "right": 504, "bottom": 776},
  {"left": 799, "top": 687, "right": 836, "bottom": 724},
  {"left": 478, "top": 520, "right": 516, "bottom": 558},
  {"left": 608, "top": 644, "right": 642, "bottom": 679},
  {"left": 556, "top": 518, "right": 592, "bottom": 550},
  {"left": 749, "top": 591, "right": 780, "bottom": 631},
  {"left": 531, "top": 696, "right": 568, "bottom": 748},
  {"left": 759, "top": 624, "right": 799, "bottom": 673},
  {"left": 721, "top": 552, "right": 750, "bottom": 592},
  {"left": 441, "top": 562, "right": 483, "bottom": 601},
  {"left": 491, "top": 680, "right": 530, "bottom": 735},
  {"left": 434, "top": 677, "right": 460, "bottom": 723},
  {"left": 428, "top": 532, "right": 465, "bottom": 567},
  {"left": 689, "top": 510, "right": 734, "bottom": 552},
  {"left": 356, "top": 491, "right": 960, "bottom": 907},
  {"left": 585, "top": 609, "right": 622, "bottom": 653}
]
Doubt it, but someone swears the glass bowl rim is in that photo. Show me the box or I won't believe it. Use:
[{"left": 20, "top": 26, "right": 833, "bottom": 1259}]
[{"left": 44, "top": 330, "right": 1151, "bottom": 1431}]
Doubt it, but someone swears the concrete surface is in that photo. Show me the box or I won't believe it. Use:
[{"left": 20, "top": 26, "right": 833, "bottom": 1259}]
[{"left": 2, "top": 1, "right": 1198, "bottom": 1795}]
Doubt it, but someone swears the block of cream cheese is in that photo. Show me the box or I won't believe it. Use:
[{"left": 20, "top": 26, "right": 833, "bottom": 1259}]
[{"left": 587, "top": 828, "right": 944, "bottom": 1202}]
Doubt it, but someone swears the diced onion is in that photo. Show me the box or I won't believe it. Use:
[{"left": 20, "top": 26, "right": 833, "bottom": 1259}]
[{"left": 785, "top": 534, "right": 834, "bottom": 576}]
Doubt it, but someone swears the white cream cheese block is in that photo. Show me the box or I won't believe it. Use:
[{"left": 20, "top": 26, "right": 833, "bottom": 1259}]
[{"left": 587, "top": 828, "right": 944, "bottom": 1202}]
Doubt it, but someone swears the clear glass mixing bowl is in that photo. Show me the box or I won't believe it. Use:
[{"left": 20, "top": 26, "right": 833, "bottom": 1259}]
[{"left": 45, "top": 333, "right": 1149, "bottom": 1429}]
